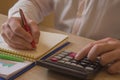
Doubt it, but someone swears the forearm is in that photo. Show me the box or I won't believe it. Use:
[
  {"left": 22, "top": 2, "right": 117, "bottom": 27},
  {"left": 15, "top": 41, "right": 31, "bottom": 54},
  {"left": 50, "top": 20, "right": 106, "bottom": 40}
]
[{"left": 8, "top": 0, "right": 53, "bottom": 24}]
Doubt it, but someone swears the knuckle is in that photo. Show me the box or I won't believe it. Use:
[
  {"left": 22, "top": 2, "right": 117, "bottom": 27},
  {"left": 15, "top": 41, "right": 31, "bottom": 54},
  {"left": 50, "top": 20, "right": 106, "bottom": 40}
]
[
  {"left": 88, "top": 42, "right": 95, "bottom": 47},
  {"left": 8, "top": 17, "right": 14, "bottom": 21},
  {"left": 2, "top": 25, "right": 5, "bottom": 30},
  {"left": 93, "top": 44, "right": 101, "bottom": 50},
  {"left": 1, "top": 23, "right": 7, "bottom": 30},
  {"left": 89, "top": 42, "right": 94, "bottom": 45},
  {"left": 1, "top": 23, "right": 5, "bottom": 28},
  {"left": 29, "top": 20, "right": 36, "bottom": 24},
  {"left": 106, "top": 37, "right": 113, "bottom": 40},
  {"left": 106, "top": 37, "right": 115, "bottom": 41}
]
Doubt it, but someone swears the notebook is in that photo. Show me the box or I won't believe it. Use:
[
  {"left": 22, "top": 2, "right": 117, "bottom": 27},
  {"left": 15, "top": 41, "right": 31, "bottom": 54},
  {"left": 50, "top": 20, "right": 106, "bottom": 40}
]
[
  {"left": 0, "top": 59, "right": 35, "bottom": 80},
  {"left": 0, "top": 31, "right": 68, "bottom": 61}
]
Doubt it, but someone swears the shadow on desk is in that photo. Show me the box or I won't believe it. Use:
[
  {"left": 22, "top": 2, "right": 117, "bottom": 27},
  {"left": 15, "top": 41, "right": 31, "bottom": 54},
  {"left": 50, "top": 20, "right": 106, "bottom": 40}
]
[{"left": 47, "top": 70, "right": 80, "bottom": 80}]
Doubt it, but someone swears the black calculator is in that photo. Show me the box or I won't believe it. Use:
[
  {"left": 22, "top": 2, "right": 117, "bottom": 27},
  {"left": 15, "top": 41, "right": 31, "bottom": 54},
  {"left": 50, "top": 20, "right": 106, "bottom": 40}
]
[{"left": 37, "top": 50, "right": 102, "bottom": 80}]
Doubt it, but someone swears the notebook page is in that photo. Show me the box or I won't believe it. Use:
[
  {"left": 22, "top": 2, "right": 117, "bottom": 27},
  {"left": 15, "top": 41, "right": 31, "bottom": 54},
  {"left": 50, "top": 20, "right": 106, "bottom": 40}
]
[
  {"left": 0, "top": 31, "right": 68, "bottom": 60},
  {"left": 0, "top": 59, "right": 32, "bottom": 79}
]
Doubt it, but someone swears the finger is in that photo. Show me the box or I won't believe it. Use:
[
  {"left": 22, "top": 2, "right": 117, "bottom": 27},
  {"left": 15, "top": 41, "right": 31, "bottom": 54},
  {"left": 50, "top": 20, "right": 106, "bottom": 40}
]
[
  {"left": 87, "top": 42, "right": 116, "bottom": 61},
  {"left": 2, "top": 23, "right": 19, "bottom": 42},
  {"left": 8, "top": 17, "right": 33, "bottom": 42},
  {"left": 28, "top": 20, "right": 40, "bottom": 44},
  {"left": 100, "top": 49, "right": 120, "bottom": 65},
  {"left": 107, "top": 61, "right": 120, "bottom": 74},
  {"left": 10, "top": 35, "right": 33, "bottom": 49},
  {"left": 2, "top": 23, "right": 33, "bottom": 48},
  {"left": 75, "top": 37, "right": 113, "bottom": 60},
  {"left": 75, "top": 43, "right": 93, "bottom": 60}
]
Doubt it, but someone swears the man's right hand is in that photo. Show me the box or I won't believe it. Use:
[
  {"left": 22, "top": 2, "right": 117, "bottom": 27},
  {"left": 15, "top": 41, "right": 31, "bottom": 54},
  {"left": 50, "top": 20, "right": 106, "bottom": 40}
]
[{"left": 1, "top": 17, "right": 40, "bottom": 50}]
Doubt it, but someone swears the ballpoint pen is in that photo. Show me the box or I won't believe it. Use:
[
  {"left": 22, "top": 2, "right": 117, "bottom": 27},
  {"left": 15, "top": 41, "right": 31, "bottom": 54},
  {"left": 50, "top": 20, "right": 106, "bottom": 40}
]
[
  {"left": 0, "top": 53, "right": 24, "bottom": 62},
  {"left": 19, "top": 9, "right": 36, "bottom": 48}
]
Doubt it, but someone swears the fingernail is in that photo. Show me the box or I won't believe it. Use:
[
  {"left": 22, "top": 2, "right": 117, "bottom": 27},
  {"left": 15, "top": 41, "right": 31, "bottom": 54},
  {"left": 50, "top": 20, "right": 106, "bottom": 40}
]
[{"left": 75, "top": 54, "right": 79, "bottom": 60}]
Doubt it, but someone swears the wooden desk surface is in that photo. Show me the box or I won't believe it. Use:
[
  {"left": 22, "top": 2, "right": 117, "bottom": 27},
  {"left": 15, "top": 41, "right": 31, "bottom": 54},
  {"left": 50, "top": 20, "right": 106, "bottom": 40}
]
[{"left": 0, "top": 14, "right": 120, "bottom": 80}]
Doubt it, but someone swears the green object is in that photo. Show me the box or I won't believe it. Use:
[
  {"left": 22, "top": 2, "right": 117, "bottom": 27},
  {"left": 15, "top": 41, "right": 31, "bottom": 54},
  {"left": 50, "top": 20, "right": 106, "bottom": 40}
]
[
  {"left": 0, "top": 53, "right": 24, "bottom": 62},
  {"left": 3, "top": 63, "right": 14, "bottom": 67}
]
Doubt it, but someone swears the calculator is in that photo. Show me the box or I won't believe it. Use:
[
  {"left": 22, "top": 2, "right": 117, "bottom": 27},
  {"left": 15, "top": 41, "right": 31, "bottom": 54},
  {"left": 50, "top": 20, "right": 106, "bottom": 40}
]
[{"left": 37, "top": 50, "right": 102, "bottom": 79}]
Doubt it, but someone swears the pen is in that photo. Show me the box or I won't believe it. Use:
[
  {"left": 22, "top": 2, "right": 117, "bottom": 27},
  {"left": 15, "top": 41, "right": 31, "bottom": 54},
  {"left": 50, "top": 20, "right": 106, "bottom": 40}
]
[
  {"left": 19, "top": 9, "right": 36, "bottom": 48},
  {"left": 0, "top": 53, "right": 24, "bottom": 62}
]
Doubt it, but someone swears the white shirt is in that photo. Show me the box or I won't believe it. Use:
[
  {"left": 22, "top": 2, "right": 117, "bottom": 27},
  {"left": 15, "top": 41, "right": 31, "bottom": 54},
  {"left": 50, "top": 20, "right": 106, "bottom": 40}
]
[{"left": 9, "top": 0, "right": 120, "bottom": 40}]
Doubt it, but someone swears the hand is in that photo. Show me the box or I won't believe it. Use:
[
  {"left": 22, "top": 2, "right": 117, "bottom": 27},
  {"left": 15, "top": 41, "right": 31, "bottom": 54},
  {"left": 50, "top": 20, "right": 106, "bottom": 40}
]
[
  {"left": 75, "top": 37, "right": 120, "bottom": 74},
  {"left": 1, "top": 17, "right": 40, "bottom": 50}
]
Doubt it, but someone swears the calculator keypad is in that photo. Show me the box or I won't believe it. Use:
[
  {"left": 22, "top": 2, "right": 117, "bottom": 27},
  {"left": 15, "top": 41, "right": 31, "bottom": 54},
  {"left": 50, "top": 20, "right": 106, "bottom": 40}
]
[{"left": 48, "top": 50, "right": 102, "bottom": 73}]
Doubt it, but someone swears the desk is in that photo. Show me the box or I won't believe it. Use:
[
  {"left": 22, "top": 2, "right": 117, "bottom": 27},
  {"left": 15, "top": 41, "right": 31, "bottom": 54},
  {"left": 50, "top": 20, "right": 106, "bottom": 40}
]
[{"left": 0, "top": 14, "right": 120, "bottom": 80}]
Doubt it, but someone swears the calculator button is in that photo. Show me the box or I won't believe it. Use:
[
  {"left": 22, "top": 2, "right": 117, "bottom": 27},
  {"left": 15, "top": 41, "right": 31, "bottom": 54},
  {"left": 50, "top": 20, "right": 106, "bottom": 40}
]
[
  {"left": 80, "top": 62, "right": 88, "bottom": 67},
  {"left": 58, "top": 54, "right": 65, "bottom": 57},
  {"left": 65, "top": 62, "right": 71, "bottom": 64},
  {"left": 50, "top": 57, "right": 58, "bottom": 62},
  {"left": 62, "top": 58, "right": 70, "bottom": 62},
  {"left": 90, "top": 63, "right": 100, "bottom": 69},
  {"left": 89, "top": 64, "right": 94, "bottom": 67},
  {"left": 82, "top": 60, "right": 91, "bottom": 64},
  {"left": 58, "top": 60, "right": 65, "bottom": 63},
  {"left": 54, "top": 56, "right": 62, "bottom": 59},
  {"left": 71, "top": 60, "right": 77, "bottom": 63},
  {"left": 65, "top": 56, "right": 73, "bottom": 59},
  {"left": 61, "top": 51, "right": 69, "bottom": 55},
  {"left": 76, "top": 64, "right": 84, "bottom": 69},
  {"left": 96, "top": 60, "right": 100, "bottom": 63},
  {"left": 93, "top": 62, "right": 99, "bottom": 66},
  {"left": 69, "top": 52, "right": 76, "bottom": 58},
  {"left": 69, "top": 64, "right": 85, "bottom": 72},
  {"left": 43, "top": 50, "right": 102, "bottom": 78},
  {"left": 63, "top": 50, "right": 71, "bottom": 53},
  {"left": 70, "top": 63, "right": 77, "bottom": 66},
  {"left": 85, "top": 67, "right": 94, "bottom": 71}
]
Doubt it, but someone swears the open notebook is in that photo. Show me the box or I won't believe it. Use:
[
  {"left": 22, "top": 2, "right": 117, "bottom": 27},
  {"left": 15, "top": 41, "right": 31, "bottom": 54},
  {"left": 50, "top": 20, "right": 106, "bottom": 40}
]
[
  {"left": 0, "top": 31, "right": 68, "bottom": 61},
  {"left": 0, "top": 59, "right": 35, "bottom": 80}
]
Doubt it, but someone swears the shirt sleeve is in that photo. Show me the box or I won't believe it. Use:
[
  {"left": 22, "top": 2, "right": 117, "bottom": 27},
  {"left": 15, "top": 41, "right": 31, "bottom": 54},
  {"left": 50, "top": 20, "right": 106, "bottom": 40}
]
[{"left": 8, "top": 0, "right": 54, "bottom": 24}]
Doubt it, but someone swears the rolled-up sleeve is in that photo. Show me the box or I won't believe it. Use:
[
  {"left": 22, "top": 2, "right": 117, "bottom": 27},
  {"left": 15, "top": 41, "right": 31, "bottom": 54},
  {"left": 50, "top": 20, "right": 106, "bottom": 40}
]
[{"left": 8, "top": 0, "right": 54, "bottom": 24}]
